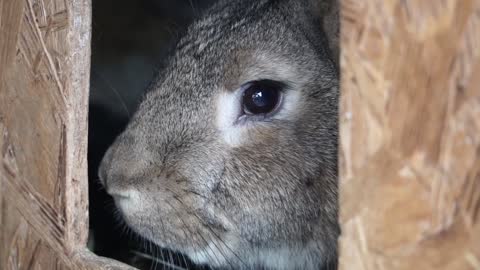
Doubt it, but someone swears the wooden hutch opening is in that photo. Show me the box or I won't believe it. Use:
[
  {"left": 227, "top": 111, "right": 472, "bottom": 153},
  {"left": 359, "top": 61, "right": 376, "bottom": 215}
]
[{"left": 0, "top": 0, "right": 479, "bottom": 269}]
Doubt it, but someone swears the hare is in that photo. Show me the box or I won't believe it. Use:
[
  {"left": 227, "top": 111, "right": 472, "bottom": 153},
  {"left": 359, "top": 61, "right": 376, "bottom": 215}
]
[{"left": 99, "top": 0, "right": 339, "bottom": 269}]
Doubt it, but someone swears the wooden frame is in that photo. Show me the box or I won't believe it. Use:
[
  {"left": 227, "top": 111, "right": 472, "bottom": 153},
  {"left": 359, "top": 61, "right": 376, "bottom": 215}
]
[
  {"left": 0, "top": 0, "right": 130, "bottom": 268},
  {"left": 339, "top": 1, "right": 480, "bottom": 269},
  {"left": 1, "top": 0, "right": 479, "bottom": 269}
]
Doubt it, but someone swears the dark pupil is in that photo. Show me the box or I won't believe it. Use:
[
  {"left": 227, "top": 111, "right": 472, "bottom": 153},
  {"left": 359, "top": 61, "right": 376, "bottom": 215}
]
[{"left": 243, "top": 83, "right": 280, "bottom": 114}]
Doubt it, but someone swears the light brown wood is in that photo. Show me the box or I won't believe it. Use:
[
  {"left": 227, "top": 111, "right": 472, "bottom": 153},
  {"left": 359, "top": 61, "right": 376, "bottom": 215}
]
[
  {"left": 4, "top": 0, "right": 479, "bottom": 269},
  {"left": 339, "top": 0, "right": 480, "bottom": 269},
  {"left": 0, "top": 0, "right": 131, "bottom": 268}
]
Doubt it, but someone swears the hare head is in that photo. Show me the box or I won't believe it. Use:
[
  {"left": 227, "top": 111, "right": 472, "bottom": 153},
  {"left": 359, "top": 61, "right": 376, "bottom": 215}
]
[{"left": 99, "top": 0, "right": 339, "bottom": 269}]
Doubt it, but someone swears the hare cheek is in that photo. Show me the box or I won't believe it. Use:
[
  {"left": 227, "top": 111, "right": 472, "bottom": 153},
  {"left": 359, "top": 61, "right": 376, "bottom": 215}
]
[{"left": 216, "top": 92, "right": 248, "bottom": 147}]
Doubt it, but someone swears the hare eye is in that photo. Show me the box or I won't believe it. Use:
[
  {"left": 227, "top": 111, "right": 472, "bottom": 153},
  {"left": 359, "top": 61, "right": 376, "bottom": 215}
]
[{"left": 242, "top": 80, "right": 284, "bottom": 115}]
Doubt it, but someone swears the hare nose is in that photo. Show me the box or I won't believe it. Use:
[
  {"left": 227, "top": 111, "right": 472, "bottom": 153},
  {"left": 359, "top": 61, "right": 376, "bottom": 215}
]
[
  {"left": 98, "top": 131, "right": 159, "bottom": 195},
  {"left": 98, "top": 146, "right": 115, "bottom": 190}
]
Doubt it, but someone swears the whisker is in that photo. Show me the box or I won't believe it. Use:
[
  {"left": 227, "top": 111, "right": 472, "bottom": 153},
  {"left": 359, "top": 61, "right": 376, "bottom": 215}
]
[
  {"left": 188, "top": 0, "right": 198, "bottom": 17},
  {"left": 175, "top": 229, "right": 190, "bottom": 269},
  {"left": 92, "top": 70, "right": 131, "bottom": 118},
  {"left": 166, "top": 191, "right": 246, "bottom": 269},
  {"left": 163, "top": 200, "right": 222, "bottom": 267},
  {"left": 131, "top": 250, "right": 188, "bottom": 270},
  {"left": 157, "top": 220, "right": 172, "bottom": 270}
]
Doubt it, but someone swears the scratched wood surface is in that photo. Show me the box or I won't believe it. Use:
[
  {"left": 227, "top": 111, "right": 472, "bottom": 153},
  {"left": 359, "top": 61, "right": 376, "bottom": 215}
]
[
  {"left": 339, "top": 0, "right": 480, "bottom": 269},
  {"left": 0, "top": 0, "right": 132, "bottom": 269}
]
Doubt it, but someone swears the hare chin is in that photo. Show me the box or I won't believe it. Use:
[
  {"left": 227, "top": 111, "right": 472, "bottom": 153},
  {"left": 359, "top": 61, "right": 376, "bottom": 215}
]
[
  {"left": 186, "top": 241, "right": 231, "bottom": 267},
  {"left": 187, "top": 241, "right": 326, "bottom": 270}
]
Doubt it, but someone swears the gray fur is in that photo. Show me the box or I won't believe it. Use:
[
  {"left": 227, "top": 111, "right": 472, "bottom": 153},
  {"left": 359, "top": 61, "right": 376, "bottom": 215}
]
[{"left": 99, "top": 0, "right": 339, "bottom": 269}]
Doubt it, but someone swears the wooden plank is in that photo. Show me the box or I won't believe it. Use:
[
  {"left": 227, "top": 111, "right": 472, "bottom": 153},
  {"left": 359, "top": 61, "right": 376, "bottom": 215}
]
[
  {"left": 1, "top": 195, "right": 74, "bottom": 269},
  {"left": 0, "top": 0, "right": 132, "bottom": 268},
  {"left": 339, "top": 0, "right": 480, "bottom": 269}
]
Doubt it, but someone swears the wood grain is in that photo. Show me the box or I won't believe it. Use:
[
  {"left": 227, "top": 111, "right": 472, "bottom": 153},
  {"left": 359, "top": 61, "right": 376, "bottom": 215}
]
[
  {"left": 0, "top": 0, "right": 131, "bottom": 268},
  {"left": 5, "top": 0, "right": 478, "bottom": 269},
  {"left": 339, "top": 0, "right": 480, "bottom": 269}
]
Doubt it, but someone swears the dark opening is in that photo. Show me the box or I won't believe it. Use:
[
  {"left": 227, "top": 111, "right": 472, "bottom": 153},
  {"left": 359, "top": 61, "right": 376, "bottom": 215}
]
[{"left": 87, "top": 0, "right": 216, "bottom": 268}]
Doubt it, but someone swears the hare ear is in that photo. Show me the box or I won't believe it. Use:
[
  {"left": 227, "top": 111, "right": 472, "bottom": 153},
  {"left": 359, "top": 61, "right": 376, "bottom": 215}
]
[
  {"left": 281, "top": 0, "right": 339, "bottom": 67},
  {"left": 318, "top": 0, "right": 339, "bottom": 66}
]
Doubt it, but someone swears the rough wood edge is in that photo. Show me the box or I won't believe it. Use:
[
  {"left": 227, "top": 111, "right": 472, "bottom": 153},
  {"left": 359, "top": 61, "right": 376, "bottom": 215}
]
[
  {"left": 64, "top": 1, "right": 141, "bottom": 268},
  {"left": 63, "top": 0, "right": 91, "bottom": 251},
  {"left": 73, "top": 249, "right": 137, "bottom": 270}
]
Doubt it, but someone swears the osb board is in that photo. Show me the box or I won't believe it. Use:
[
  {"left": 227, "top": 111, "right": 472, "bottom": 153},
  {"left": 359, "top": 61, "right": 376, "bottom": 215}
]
[
  {"left": 1, "top": 195, "right": 72, "bottom": 269},
  {"left": 339, "top": 0, "right": 480, "bottom": 269},
  {"left": 0, "top": 0, "right": 131, "bottom": 269}
]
